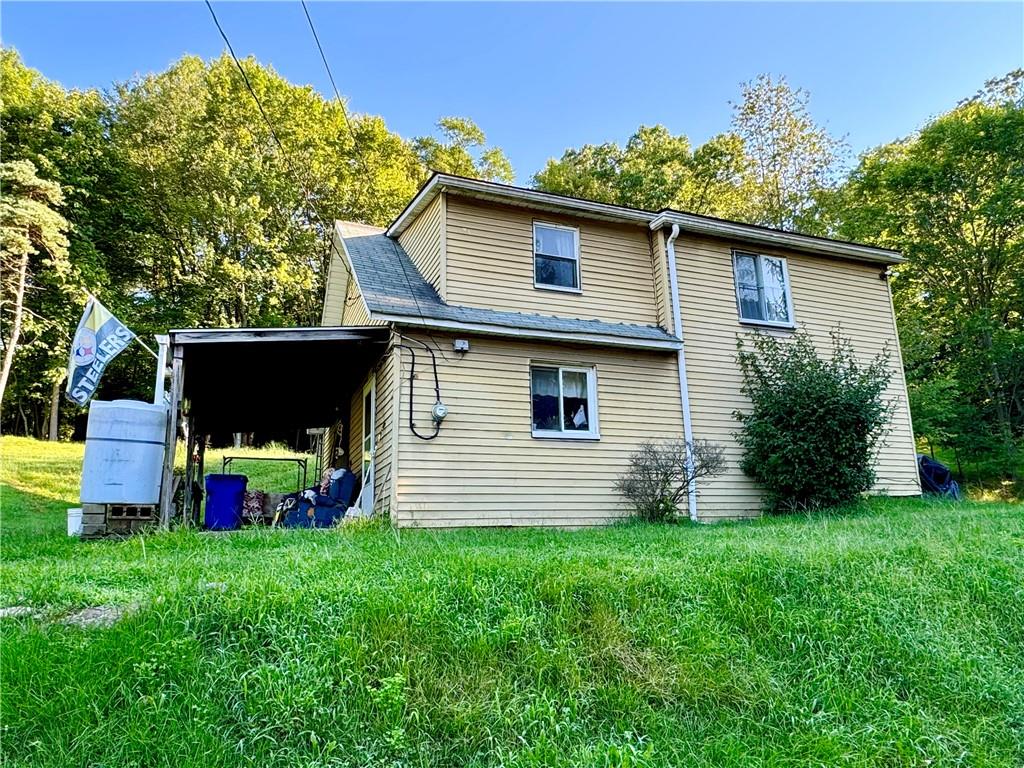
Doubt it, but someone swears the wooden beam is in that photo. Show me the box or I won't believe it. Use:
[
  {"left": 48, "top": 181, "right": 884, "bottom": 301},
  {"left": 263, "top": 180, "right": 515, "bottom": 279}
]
[
  {"left": 194, "top": 434, "right": 206, "bottom": 526},
  {"left": 158, "top": 348, "right": 184, "bottom": 529},
  {"left": 181, "top": 414, "right": 196, "bottom": 528},
  {"left": 169, "top": 328, "right": 389, "bottom": 345}
]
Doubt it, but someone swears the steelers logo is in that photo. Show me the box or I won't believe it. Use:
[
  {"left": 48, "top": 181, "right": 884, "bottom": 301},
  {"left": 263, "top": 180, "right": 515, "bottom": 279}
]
[{"left": 73, "top": 328, "right": 97, "bottom": 366}]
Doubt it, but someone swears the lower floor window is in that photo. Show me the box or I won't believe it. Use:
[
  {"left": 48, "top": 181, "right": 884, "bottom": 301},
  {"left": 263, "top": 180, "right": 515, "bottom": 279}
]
[{"left": 531, "top": 365, "right": 599, "bottom": 439}]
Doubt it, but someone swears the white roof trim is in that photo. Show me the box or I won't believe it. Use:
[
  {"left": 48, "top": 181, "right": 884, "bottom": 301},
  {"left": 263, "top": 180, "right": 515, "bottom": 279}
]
[
  {"left": 386, "top": 173, "right": 903, "bottom": 265},
  {"left": 169, "top": 326, "right": 388, "bottom": 345},
  {"left": 372, "top": 312, "right": 682, "bottom": 352},
  {"left": 649, "top": 212, "right": 903, "bottom": 264},
  {"left": 386, "top": 174, "right": 653, "bottom": 237}
]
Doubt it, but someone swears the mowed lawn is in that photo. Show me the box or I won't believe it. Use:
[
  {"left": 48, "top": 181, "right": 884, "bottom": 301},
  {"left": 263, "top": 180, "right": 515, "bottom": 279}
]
[{"left": 1, "top": 437, "right": 1022, "bottom": 768}]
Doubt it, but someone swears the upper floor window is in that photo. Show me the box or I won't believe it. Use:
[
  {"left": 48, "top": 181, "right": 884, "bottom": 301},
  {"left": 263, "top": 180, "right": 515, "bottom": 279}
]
[
  {"left": 534, "top": 222, "right": 580, "bottom": 292},
  {"left": 733, "top": 251, "right": 794, "bottom": 327},
  {"left": 530, "top": 364, "right": 599, "bottom": 439}
]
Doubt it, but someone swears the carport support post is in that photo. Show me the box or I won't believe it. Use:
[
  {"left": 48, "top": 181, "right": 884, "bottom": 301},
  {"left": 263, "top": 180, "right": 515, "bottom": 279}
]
[
  {"left": 194, "top": 434, "right": 206, "bottom": 525},
  {"left": 158, "top": 346, "right": 185, "bottom": 529},
  {"left": 181, "top": 415, "right": 196, "bottom": 528}
]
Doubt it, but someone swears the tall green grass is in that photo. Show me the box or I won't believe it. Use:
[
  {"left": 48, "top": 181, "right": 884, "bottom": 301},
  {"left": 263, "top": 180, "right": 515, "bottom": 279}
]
[{"left": 1, "top": 437, "right": 1022, "bottom": 767}]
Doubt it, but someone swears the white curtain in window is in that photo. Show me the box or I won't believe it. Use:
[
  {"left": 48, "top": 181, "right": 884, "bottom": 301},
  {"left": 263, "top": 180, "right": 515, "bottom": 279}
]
[
  {"left": 735, "top": 254, "right": 758, "bottom": 287},
  {"left": 735, "top": 253, "right": 762, "bottom": 320},
  {"left": 535, "top": 226, "right": 575, "bottom": 258},
  {"left": 531, "top": 367, "right": 559, "bottom": 396},
  {"left": 560, "top": 370, "right": 588, "bottom": 398}
]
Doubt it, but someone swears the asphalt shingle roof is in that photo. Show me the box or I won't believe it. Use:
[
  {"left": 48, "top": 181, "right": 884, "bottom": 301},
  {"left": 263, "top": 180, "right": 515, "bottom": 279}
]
[{"left": 342, "top": 231, "right": 680, "bottom": 345}]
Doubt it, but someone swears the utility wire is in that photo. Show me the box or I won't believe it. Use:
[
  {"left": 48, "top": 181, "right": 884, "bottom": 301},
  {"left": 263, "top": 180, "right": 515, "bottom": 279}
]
[
  {"left": 299, "top": 0, "right": 371, "bottom": 181},
  {"left": 210, "top": 0, "right": 449, "bottom": 446},
  {"left": 206, "top": 0, "right": 349, "bottom": 320},
  {"left": 298, "top": 0, "right": 434, "bottom": 336},
  {"left": 207, "top": 0, "right": 436, "bottom": 347},
  {"left": 205, "top": 0, "right": 297, "bottom": 177}
]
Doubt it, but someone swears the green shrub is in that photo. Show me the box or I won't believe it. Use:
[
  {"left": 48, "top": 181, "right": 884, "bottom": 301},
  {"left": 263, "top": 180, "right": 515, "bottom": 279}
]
[{"left": 735, "top": 329, "right": 893, "bottom": 513}]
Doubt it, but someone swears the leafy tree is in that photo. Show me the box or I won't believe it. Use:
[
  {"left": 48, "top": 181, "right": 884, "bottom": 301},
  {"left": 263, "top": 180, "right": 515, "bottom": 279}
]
[
  {"left": 836, "top": 70, "right": 1024, "bottom": 474},
  {"left": 535, "top": 75, "right": 843, "bottom": 226},
  {"left": 533, "top": 125, "right": 749, "bottom": 217},
  {"left": 0, "top": 48, "right": 516, "bottom": 436},
  {"left": 531, "top": 141, "right": 621, "bottom": 203},
  {"left": 111, "top": 59, "right": 514, "bottom": 333},
  {"left": 0, "top": 51, "right": 123, "bottom": 435},
  {"left": 0, "top": 160, "right": 70, "bottom": 412},
  {"left": 412, "top": 117, "right": 513, "bottom": 182},
  {"left": 730, "top": 74, "right": 846, "bottom": 229}
]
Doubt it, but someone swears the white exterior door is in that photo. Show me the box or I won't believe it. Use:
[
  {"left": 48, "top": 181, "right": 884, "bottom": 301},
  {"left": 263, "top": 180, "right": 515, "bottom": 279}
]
[{"left": 358, "top": 376, "right": 375, "bottom": 514}]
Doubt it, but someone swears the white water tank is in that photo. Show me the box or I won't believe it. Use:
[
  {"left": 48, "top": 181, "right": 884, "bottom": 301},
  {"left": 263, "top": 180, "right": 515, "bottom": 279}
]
[{"left": 81, "top": 400, "right": 167, "bottom": 504}]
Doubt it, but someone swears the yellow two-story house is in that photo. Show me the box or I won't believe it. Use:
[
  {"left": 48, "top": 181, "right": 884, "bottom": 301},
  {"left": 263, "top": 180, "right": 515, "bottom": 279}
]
[{"left": 321, "top": 173, "right": 920, "bottom": 527}]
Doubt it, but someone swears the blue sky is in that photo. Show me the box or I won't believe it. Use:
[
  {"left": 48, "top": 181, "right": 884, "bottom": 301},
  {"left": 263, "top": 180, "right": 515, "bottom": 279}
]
[{"left": 4, "top": 2, "right": 1022, "bottom": 182}]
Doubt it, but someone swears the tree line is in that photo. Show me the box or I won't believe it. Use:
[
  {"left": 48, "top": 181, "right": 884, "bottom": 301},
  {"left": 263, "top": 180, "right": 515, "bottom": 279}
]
[
  {"left": 0, "top": 50, "right": 511, "bottom": 437},
  {"left": 1, "top": 49, "right": 1020, "bottom": 481},
  {"left": 534, "top": 71, "right": 1022, "bottom": 482}
]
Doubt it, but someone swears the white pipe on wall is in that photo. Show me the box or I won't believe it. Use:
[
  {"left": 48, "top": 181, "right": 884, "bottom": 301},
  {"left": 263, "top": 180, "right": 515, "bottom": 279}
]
[{"left": 664, "top": 224, "right": 699, "bottom": 522}]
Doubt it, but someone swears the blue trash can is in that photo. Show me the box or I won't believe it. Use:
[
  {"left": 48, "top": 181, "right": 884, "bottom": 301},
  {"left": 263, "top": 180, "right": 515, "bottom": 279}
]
[{"left": 204, "top": 474, "right": 247, "bottom": 530}]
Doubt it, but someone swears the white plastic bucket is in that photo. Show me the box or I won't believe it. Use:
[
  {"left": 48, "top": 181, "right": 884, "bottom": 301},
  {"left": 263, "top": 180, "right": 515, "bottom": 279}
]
[{"left": 67, "top": 507, "right": 83, "bottom": 537}]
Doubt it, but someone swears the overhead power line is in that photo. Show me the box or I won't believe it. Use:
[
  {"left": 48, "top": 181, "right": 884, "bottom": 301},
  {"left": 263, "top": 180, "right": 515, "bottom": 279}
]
[
  {"left": 205, "top": 0, "right": 352, "bottom": 319},
  {"left": 298, "top": 0, "right": 432, "bottom": 333},
  {"left": 205, "top": 1, "right": 301, "bottom": 177},
  {"left": 300, "top": 0, "right": 367, "bottom": 179},
  {"left": 204, "top": 0, "right": 434, "bottom": 337}
]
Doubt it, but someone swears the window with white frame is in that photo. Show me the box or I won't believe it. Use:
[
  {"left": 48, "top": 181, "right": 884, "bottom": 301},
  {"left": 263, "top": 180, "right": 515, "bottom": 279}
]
[
  {"left": 530, "top": 365, "right": 598, "bottom": 439},
  {"left": 732, "top": 251, "right": 794, "bottom": 326},
  {"left": 533, "top": 222, "right": 580, "bottom": 291}
]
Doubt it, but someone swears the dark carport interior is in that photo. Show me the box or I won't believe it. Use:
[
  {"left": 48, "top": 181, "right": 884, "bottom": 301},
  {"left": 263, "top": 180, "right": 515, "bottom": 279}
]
[{"left": 162, "top": 326, "right": 390, "bottom": 526}]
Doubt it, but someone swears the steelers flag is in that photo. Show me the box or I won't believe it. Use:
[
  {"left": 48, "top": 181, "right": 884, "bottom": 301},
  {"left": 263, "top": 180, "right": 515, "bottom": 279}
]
[{"left": 65, "top": 297, "right": 136, "bottom": 406}]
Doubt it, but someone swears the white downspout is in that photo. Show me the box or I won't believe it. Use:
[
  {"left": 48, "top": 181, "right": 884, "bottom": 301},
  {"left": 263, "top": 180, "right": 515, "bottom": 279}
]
[{"left": 665, "top": 224, "right": 699, "bottom": 522}]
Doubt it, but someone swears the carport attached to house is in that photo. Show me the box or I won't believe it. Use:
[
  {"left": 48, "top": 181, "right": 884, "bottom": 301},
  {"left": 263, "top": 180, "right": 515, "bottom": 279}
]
[{"left": 160, "top": 326, "right": 390, "bottom": 525}]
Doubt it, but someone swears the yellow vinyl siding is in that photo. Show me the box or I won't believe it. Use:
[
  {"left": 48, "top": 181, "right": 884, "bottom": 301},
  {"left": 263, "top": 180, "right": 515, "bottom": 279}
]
[
  {"left": 372, "top": 346, "right": 395, "bottom": 515},
  {"left": 323, "top": 228, "right": 381, "bottom": 327},
  {"left": 341, "top": 276, "right": 374, "bottom": 327},
  {"left": 676, "top": 235, "right": 920, "bottom": 520},
  {"left": 336, "top": 222, "right": 385, "bottom": 327},
  {"left": 346, "top": 344, "right": 395, "bottom": 513},
  {"left": 397, "top": 193, "right": 443, "bottom": 292},
  {"left": 444, "top": 197, "right": 660, "bottom": 326},
  {"left": 392, "top": 331, "right": 683, "bottom": 527},
  {"left": 321, "top": 236, "right": 348, "bottom": 325},
  {"left": 348, "top": 384, "right": 363, "bottom": 473}
]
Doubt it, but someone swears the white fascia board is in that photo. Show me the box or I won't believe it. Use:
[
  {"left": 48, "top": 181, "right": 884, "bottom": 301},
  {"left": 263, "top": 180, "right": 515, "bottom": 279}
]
[
  {"left": 387, "top": 174, "right": 654, "bottom": 237},
  {"left": 168, "top": 327, "right": 388, "bottom": 344},
  {"left": 372, "top": 312, "right": 682, "bottom": 352},
  {"left": 649, "top": 213, "right": 904, "bottom": 265}
]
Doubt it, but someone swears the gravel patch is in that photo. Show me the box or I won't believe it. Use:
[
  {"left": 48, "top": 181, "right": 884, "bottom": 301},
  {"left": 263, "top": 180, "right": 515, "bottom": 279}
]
[
  {"left": 60, "top": 604, "right": 138, "bottom": 628},
  {"left": 0, "top": 606, "right": 40, "bottom": 620}
]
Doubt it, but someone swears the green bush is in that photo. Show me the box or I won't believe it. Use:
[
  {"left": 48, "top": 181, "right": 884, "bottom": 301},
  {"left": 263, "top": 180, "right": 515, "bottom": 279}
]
[{"left": 735, "top": 329, "right": 893, "bottom": 513}]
